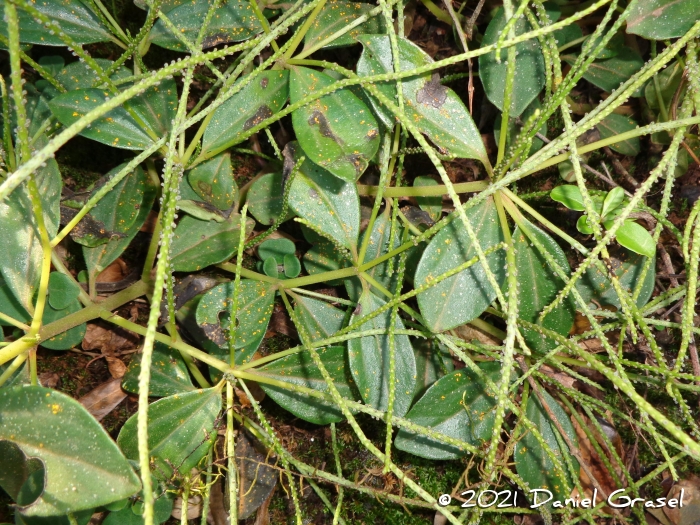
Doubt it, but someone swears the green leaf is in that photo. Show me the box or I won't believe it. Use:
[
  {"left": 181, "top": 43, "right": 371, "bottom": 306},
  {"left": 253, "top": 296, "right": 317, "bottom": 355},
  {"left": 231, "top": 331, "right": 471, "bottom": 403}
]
[
  {"left": 246, "top": 172, "right": 287, "bottom": 226},
  {"left": 493, "top": 97, "right": 547, "bottom": 156},
  {"left": 415, "top": 198, "right": 506, "bottom": 332},
  {"left": 0, "top": 386, "right": 140, "bottom": 516},
  {"left": 513, "top": 221, "right": 575, "bottom": 353},
  {"left": 576, "top": 246, "right": 655, "bottom": 309},
  {"left": 346, "top": 210, "right": 406, "bottom": 301},
  {"left": 564, "top": 47, "right": 643, "bottom": 93},
  {"left": 413, "top": 177, "right": 442, "bottom": 223},
  {"left": 395, "top": 362, "right": 508, "bottom": 460},
  {"left": 123, "top": 78, "right": 179, "bottom": 139},
  {"left": 148, "top": 0, "right": 263, "bottom": 51},
  {"left": 259, "top": 346, "right": 356, "bottom": 424},
  {"left": 186, "top": 153, "right": 238, "bottom": 211},
  {"left": 303, "top": 0, "right": 380, "bottom": 50},
  {"left": 356, "top": 35, "right": 487, "bottom": 162},
  {"left": 302, "top": 236, "right": 349, "bottom": 284},
  {"left": 0, "top": 141, "right": 61, "bottom": 312},
  {"left": 515, "top": 390, "right": 579, "bottom": 504},
  {"left": 293, "top": 295, "right": 345, "bottom": 342},
  {"left": 49, "top": 80, "right": 178, "bottom": 150},
  {"left": 83, "top": 164, "right": 157, "bottom": 283},
  {"left": 586, "top": 31, "right": 625, "bottom": 60},
  {"left": 121, "top": 342, "right": 195, "bottom": 397},
  {"left": 0, "top": 357, "right": 30, "bottom": 388},
  {"left": 117, "top": 388, "right": 221, "bottom": 480},
  {"left": 262, "top": 257, "right": 279, "bottom": 278},
  {"left": 51, "top": 59, "right": 132, "bottom": 92},
  {"left": 170, "top": 213, "right": 255, "bottom": 272},
  {"left": 644, "top": 59, "right": 684, "bottom": 111},
  {"left": 601, "top": 187, "right": 625, "bottom": 220},
  {"left": 177, "top": 200, "right": 229, "bottom": 222},
  {"left": 283, "top": 254, "right": 301, "bottom": 278},
  {"left": 201, "top": 71, "right": 289, "bottom": 157},
  {"left": 412, "top": 338, "right": 453, "bottom": 400},
  {"left": 40, "top": 290, "right": 87, "bottom": 350},
  {"left": 550, "top": 185, "right": 585, "bottom": 211},
  {"left": 479, "top": 8, "right": 545, "bottom": 117},
  {"left": 553, "top": 23, "right": 583, "bottom": 48},
  {"left": 0, "top": 279, "right": 30, "bottom": 327},
  {"left": 102, "top": 496, "right": 173, "bottom": 525},
  {"left": 290, "top": 67, "right": 380, "bottom": 182},
  {"left": 576, "top": 214, "right": 595, "bottom": 235},
  {"left": 258, "top": 238, "right": 296, "bottom": 261},
  {"left": 0, "top": 0, "right": 111, "bottom": 46},
  {"left": 595, "top": 114, "right": 640, "bottom": 156},
  {"left": 614, "top": 220, "right": 656, "bottom": 258},
  {"left": 41, "top": 280, "right": 86, "bottom": 351},
  {"left": 347, "top": 290, "right": 416, "bottom": 417},
  {"left": 627, "top": 0, "right": 700, "bottom": 39},
  {"left": 195, "top": 280, "right": 275, "bottom": 356},
  {"left": 287, "top": 143, "right": 361, "bottom": 251}
]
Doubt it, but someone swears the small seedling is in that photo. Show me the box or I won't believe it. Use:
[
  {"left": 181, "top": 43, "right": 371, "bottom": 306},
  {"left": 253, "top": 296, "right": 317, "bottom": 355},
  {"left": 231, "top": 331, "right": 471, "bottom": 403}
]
[
  {"left": 257, "top": 238, "right": 301, "bottom": 279},
  {"left": 550, "top": 185, "right": 656, "bottom": 257}
]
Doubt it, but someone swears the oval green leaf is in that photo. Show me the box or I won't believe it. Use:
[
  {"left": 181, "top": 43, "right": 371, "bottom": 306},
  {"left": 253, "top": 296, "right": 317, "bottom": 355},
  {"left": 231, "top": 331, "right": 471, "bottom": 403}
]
[
  {"left": 415, "top": 198, "right": 506, "bottom": 332},
  {"left": 347, "top": 290, "right": 416, "bottom": 417},
  {"left": 0, "top": 141, "right": 61, "bottom": 311},
  {"left": 0, "top": 385, "right": 140, "bottom": 516},
  {"left": 627, "top": 0, "right": 700, "bottom": 39},
  {"left": 303, "top": 0, "right": 381, "bottom": 50},
  {"left": 148, "top": 0, "right": 263, "bottom": 51},
  {"left": 293, "top": 295, "right": 345, "bottom": 343},
  {"left": 47, "top": 272, "right": 79, "bottom": 311},
  {"left": 513, "top": 221, "right": 575, "bottom": 353},
  {"left": 83, "top": 164, "right": 157, "bottom": 283},
  {"left": 49, "top": 80, "right": 177, "bottom": 150},
  {"left": 564, "top": 47, "right": 643, "bottom": 93},
  {"left": 479, "top": 8, "right": 545, "bottom": 117},
  {"left": 258, "top": 238, "right": 296, "bottom": 261},
  {"left": 195, "top": 280, "right": 275, "bottom": 354},
  {"left": 117, "top": 388, "right": 221, "bottom": 480},
  {"left": 576, "top": 246, "right": 655, "bottom": 308},
  {"left": 290, "top": 66, "right": 380, "bottom": 182},
  {"left": 395, "top": 362, "right": 508, "bottom": 460},
  {"left": 614, "top": 220, "right": 656, "bottom": 258},
  {"left": 170, "top": 213, "right": 255, "bottom": 272},
  {"left": 357, "top": 35, "right": 487, "bottom": 161},
  {"left": 246, "top": 172, "right": 287, "bottom": 226},
  {"left": 595, "top": 114, "right": 640, "bottom": 156},
  {"left": 515, "top": 390, "right": 579, "bottom": 504},
  {"left": 550, "top": 185, "right": 585, "bottom": 211},
  {"left": 259, "top": 346, "right": 356, "bottom": 425},
  {"left": 288, "top": 144, "right": 361, "bottom": 251},
  {"left": 201, "top": 71, "right": 289, "bottom": 158},
  {"left": 121, "top": 342, "right": 195, "bottom": 397},
  {"left": 187, "top": 153, "right": 238, "bottom": 211},
  {"left": 0, "top": 0, "right": 111, "bottom": 45}
]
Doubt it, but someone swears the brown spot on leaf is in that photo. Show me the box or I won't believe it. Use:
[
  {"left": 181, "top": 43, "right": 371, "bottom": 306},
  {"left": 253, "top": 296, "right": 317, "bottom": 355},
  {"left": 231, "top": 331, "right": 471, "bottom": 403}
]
[
  {"left": 416, "top": 73, "right": 448, "bottom": 109},
  {"left": 346, "top": 153, "right": 366, "bottom": 177},
  {"left": 61, "top": 205, "right": 123, "bottom": 247},
  {"left": 243, "top": 105, "right": 274, "bottom": 131},
  {"left": 201, "top": 322, "right": 226, "bottom": 346},
  {"left": 308, "top": 110, "right": 343, "bottom": 144},
  {"left": 201, "top": 33, "right": 233, "bottom": 49}
]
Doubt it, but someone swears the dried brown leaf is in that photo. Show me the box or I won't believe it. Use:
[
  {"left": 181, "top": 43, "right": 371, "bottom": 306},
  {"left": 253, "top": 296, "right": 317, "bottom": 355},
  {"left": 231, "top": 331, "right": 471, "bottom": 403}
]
[
  {"left": 78, "top": 378, "right": 127, "bottom": 421},
  {"left": 105, "top": 356, "right": 127, "bottom": 379},
  {"left": 82, "top": 323, "right": 140, "bottom": 356},
  {"left": 664, "top": 476, "right": 700, "bottom": 525}
]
